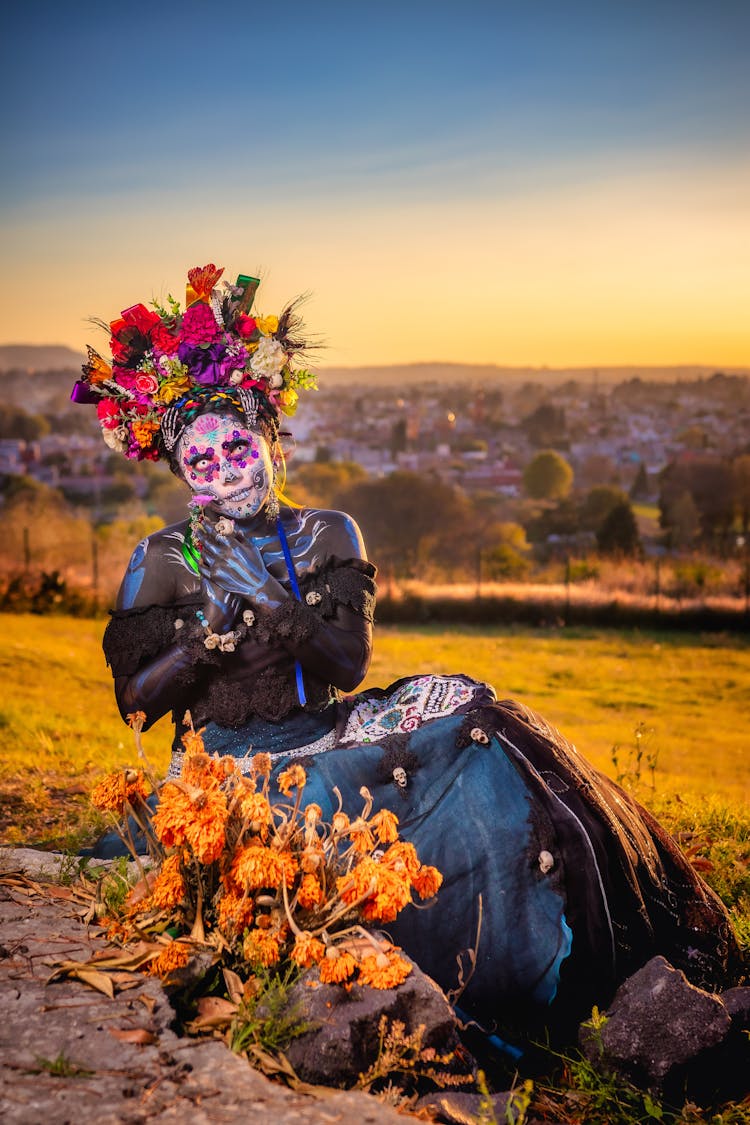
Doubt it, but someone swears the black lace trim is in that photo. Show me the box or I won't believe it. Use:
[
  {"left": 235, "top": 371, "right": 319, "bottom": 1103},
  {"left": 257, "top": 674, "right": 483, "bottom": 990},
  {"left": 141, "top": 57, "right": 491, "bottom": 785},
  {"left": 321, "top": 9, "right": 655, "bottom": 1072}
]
[{"left": 102, "top": 599, "right": 204, "bottom": 678}]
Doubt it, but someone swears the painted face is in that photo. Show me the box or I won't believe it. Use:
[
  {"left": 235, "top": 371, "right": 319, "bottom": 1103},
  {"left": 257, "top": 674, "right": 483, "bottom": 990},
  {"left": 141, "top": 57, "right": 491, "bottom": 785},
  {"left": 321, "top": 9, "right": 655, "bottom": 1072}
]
[{"left": 177, "top": 411, "right": 275, "bottom": 519}]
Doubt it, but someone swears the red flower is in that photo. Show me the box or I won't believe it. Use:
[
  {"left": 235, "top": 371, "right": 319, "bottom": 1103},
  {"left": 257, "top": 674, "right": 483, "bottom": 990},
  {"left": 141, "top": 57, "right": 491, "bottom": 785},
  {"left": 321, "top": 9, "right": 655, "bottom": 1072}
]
[
  {"left": 151, "top": 322, "right": 180, "bottom": 354},
  {"left": 236, "top": 315, "right": 257, "bottom": 339},
  {"left": 135, "top": 373, "right": 159, "bottom": 396},
  {"left": 121, "top": 303, "right": 161, "bottom": 335},
  {"left": 96, "top": 399, "right": 121, "bottom": 430}
]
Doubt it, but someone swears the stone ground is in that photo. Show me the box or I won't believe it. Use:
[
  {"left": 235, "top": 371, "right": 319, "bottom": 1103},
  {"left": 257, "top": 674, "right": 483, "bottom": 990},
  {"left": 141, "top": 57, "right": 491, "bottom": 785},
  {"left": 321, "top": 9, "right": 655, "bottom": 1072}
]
[{"left": 0, "top": 849, "right": 406, "bottom": 1125}]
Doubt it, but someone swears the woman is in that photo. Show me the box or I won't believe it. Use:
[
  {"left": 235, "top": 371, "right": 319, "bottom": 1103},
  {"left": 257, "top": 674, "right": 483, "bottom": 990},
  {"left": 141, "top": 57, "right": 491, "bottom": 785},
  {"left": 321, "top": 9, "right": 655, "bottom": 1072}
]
[{"left": 73, "top": 263, "right": 737, "bottom": 1033}]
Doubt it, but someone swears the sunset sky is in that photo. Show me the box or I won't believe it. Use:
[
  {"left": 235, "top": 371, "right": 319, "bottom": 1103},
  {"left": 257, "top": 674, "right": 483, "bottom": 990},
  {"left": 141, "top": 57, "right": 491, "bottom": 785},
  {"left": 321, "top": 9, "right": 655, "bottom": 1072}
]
[{"left": 1, "top": 0, "right": 748, "bottom": 368}]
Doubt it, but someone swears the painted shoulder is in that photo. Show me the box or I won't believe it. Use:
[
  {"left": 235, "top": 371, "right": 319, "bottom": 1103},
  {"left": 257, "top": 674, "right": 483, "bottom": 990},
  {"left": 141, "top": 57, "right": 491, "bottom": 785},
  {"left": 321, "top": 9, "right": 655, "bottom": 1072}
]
[
  {"left": 296, "top": 507, "right": 367, "bottom": 562},
  {"left": 116, "top": 519, "right": 192, "bottom": 610}
]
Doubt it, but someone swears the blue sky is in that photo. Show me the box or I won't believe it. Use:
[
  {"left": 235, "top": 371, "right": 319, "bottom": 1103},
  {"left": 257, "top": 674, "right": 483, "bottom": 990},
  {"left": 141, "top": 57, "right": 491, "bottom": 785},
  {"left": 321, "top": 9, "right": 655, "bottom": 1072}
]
[{"left": 2, "top": 0, "right": 748, "bottom": 366}]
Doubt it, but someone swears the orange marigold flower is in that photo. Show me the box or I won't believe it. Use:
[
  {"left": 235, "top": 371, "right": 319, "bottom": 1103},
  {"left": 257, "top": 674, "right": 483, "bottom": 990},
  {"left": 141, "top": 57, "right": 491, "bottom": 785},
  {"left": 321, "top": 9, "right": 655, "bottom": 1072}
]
[
  {"left": 412, "top": 864, "right": 443, "bottom": 900},
  {"left": 332, "top": 811, "right": 350, "bottom": 834},
  {"left": 238, "top": 791, "right": 273, "bottom": 837},
  {"left": 131, "top": 418, "right": 160, "bottom": 449},
  {"left": 349, "top": 817, "right": 375, "bottom": 855},
  {"left": 91, "top": 769, "right": 148, "bottom": 813},
  {"left": 181, "top": 727, "right": 206, "bottom": 756},
  {"left": 382, "top": 841, "right": 421, "bottom": 877},
  {"left": 153, "top": 783, "right": 191, "bottom": 848},
  {"left": 148, "top": 941, "right": 191, "bottom": 978},
  {"left": 361, "top": 867, "right": 412, "bottom": 924},
  {"left": 231, "top": 843, "right": 287, "bottom": 890},
  {"left": 304, "top": 803, "right": 322, "bottom": 825},
  {"left": 181, "top": 751, "right": 220, "bottom": 789},
  {"left": 291, "top": 932, "right": 326, "bottom": 968},
  {"left": 278, "top": 764, "right": 307, "bottom": 796},
  {"left": 336, "top": 856, "right": 380, "bottom": 907},
  {"left": 151, "top": 853, "right": 186, "bottom": 909},
  {"left": 250, "top": 752, "right": 272, "bottom": 777},
  {"left": 243, "top": 928, "right": 281, "bottom": 967},
  {"left": 358, "top": 951, "right": 412, "bottom": 990},
  {"left": 300, "top": 842, "right": 324, "bottom": 874},
  {"left": 126, "top": 711, "right": 146, "bottom": 732},
  {"left": 297, "top": 872, "right": 324, "bottom": 909},
  {"left": 184, "top": 787, "right": 228, "bottom": 864},
  {"left": 318, "top": 947, "right": 358, "bottom": 984},
  {"left": 217, "top": 892, "right": 254, "bottom": 935},
  {"left": 370, "top": 808, "right": 399, "bottom": 845}
]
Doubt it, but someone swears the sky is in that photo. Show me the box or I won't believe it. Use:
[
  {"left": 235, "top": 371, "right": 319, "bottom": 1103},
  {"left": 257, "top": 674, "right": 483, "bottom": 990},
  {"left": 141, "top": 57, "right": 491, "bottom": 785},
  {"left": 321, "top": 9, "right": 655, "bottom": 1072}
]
[{"left": 1, "top": 0, "right": 748, "bottom": 369}]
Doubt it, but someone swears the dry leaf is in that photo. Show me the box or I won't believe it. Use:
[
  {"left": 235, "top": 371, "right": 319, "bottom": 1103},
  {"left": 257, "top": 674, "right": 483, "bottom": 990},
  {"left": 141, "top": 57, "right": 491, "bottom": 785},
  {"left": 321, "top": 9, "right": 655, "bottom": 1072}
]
[
  {"left": 109, "top": 1027, "right": 156, "bottom": 1045},
  {"left": 139, "top": 994, "right": 156, "bottom": 1014},
  {"left": 70, "top": 968, "right": 115, "bottom": 999},
  {"left": 185, "top": 996, "right": 237, "bottom": 1033},
  {"left": 222, "top": 967, "right": 245, "bottom": 1005}
]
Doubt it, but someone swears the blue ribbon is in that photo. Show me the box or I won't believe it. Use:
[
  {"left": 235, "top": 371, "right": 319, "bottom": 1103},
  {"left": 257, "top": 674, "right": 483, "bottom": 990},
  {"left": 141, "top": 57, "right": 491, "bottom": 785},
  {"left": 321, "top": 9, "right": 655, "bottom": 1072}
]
[{"left": 276, "top": 517, "right": 307, "bottom": 707}]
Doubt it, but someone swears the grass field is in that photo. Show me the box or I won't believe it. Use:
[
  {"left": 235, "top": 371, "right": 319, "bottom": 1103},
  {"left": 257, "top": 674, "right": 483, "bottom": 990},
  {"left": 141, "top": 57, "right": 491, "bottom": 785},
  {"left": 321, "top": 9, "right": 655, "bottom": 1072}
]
[{"left": 0, "top": 614, "right": 748, "bottom": 848}]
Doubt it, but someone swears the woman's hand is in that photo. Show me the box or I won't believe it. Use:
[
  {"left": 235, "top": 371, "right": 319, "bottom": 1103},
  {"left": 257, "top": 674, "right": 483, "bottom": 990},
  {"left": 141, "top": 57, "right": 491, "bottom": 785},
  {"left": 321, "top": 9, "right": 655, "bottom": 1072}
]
[
  {"left": 200, "top": 573, "right": 242, "bottom": 633},
  {"left": 199, "top": 521, "right": 286, "bottom": 608}
]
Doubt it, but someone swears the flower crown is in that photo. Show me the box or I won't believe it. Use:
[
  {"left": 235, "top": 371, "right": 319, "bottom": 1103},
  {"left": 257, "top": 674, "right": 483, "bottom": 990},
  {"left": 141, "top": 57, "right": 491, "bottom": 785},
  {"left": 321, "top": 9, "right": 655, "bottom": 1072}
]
[{"left": 71, "top": 264, "right": 317, "bottom": 461}]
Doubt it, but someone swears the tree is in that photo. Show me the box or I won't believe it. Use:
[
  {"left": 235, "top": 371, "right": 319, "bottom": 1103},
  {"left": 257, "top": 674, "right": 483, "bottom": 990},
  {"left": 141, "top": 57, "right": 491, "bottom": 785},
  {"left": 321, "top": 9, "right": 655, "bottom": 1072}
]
[
  {"left": 288, "top": 461, "right": 367, "bottom": 509},
  {"left": 579, "top": 486, "right": 628, "bottom": 532},
  {"left": 520, "top": 403, "right": 567, "bottom": 447},
  {"left": 340, "top": 471, "right": 474, "bottom": 579},
  {"left": 733, "top": 454, "right": 750, "bottom": 536},
  {"left": 0, "top": 403, "right": 50, "bottom": 441},
  {"left": 664, "top": 490, "right": 701, "bottom": 549},
  {"left": 522, "top": 450, "right": 573, "bottom": 501},
  {"left": 629, "top": 462, "right": 650, "bottom": 501},
  {"left": 596, "top": 500, "right": 642, "bottom": 557}
]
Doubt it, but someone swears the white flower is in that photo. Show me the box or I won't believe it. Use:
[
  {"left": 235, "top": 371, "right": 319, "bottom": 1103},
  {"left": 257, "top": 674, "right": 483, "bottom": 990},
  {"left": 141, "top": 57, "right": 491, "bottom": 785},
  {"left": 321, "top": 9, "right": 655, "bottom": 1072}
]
[
  {"left": 249, "top": 336, "right": 286, "bottom": 379},
  {"left": 269, "top": 371, "right": 284, "bottom": 389},
  {"left": 203, "top": 633, "right": 220, "bottom": 650},
  {"left": 102, "top": 426, "right": 127, "bottom": 453}
]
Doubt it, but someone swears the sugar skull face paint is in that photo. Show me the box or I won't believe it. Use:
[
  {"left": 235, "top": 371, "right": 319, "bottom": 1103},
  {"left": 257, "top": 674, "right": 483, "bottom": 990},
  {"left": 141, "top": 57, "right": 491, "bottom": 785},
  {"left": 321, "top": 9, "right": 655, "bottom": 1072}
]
[{"left": 177, "top": 411, "right": 274, "bottom": 519}]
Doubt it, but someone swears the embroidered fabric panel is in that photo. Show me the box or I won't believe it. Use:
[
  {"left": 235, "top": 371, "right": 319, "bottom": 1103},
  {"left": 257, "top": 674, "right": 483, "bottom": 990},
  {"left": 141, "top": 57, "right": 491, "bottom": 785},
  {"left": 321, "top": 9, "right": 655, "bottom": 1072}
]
[{"left": 340, "top": 675, "right": 488, "bottom": 745}]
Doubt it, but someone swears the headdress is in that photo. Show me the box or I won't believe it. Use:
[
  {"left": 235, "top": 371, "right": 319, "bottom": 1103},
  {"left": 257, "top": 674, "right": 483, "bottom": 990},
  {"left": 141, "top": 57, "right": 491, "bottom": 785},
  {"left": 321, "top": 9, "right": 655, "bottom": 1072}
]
[{"left": 71, "top": 264, "right": 317, "bottom": 461}]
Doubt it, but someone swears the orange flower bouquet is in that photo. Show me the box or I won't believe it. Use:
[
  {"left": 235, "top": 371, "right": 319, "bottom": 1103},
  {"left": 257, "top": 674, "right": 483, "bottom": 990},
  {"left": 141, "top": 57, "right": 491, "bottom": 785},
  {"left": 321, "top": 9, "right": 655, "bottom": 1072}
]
[{"left": 90, "top": 711, "right": 443, "bottom": 993}]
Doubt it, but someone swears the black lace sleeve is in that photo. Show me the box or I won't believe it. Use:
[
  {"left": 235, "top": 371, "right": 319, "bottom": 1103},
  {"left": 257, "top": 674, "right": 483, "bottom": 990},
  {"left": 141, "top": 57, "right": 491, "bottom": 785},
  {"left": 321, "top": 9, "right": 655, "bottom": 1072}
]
[{"left": 102, "top": 600, "right": 205, "bottom": 678}]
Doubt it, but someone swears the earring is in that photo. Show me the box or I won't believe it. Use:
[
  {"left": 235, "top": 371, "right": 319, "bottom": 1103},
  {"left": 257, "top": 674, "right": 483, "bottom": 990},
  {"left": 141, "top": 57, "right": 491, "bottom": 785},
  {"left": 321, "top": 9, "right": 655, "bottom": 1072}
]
[{"left": 265, "top": 463, "right": 280, "bottom": 521}]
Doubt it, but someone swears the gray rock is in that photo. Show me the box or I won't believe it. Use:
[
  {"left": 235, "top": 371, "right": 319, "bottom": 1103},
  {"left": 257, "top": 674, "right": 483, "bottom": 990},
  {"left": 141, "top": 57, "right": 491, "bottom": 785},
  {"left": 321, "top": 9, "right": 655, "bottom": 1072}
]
[
  {"left": 0, "top": 849, "right": 407, "bottom": 1125},
  {"left": 721, "top": 986, "right": 750, "bottom": 1029},
  {"left": 285, "top": 951, "right": 461, "bottom": 1087},
  {"left": 579, "top": 955, "right": 732, "bottom": 1095}
]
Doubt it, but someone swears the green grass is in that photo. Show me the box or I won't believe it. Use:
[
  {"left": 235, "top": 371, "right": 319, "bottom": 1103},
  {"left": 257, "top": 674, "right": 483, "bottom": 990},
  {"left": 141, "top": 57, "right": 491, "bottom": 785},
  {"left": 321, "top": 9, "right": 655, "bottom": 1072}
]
[
  {"left": 367, "top": 625, "right": 750, "bottom": 804},
  {"left": 1, "top": 615, "right": 749, "bottom": 847}
]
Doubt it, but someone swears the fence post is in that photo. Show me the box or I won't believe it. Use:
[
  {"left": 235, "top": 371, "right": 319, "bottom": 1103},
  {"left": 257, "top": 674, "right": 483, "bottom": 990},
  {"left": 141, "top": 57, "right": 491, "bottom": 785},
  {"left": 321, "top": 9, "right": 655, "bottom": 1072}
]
[
  {"left": 92, "top": 533, "right": 99, "bottom": 611},
  {"left": 564, "top": 555, "right": 571, "bottom": 626},
  {"left": 22, "top": 526, "right": 30, "bottom": 572},
  {"left": 654, "top": 556, "right": 661, "bottom": 614},
  {"left": 475, "top": 547, "right": 482, "bottom": 601}
]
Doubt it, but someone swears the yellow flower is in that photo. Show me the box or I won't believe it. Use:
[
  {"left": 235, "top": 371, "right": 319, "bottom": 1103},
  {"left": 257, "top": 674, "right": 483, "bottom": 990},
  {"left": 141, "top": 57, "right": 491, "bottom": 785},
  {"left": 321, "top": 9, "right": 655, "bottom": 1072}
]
[
  {"left": 358, "top": 951, "right": 412, "bottom": 990},
  {"left": 155, "top": 370, "right": 191, "bottom": 404},
  {"left": 255, "top": 314, "right": 279, "bottom": 336},
  {"left": 151, "top": 853, "right": 186, "bottom": 909},
  {"left": 297, "top": 872, "right": 324, "bottom": 910},
  {"left": 278, "top": 764, "right": 306, "bottom": 796},
  {"left": 370, "top": 809, "right": 399, "bottom": 845},
  {"left": 279, "top": 388, "right": 299, "bottom": 416},
  {"left": 244, "top": 928, "right": 281, "bottom": 967},
  {"left": 318, "top": 947, "right": 357, "bottom": 984},
  {"left": 291, "top": 932, "right": 325, "bottom": 968},
  {"left": 148, "top": 941, "right": 191, "bottom": 978},
  {"left": 91, "top": 769, "right": 148, "bottom": 814}
]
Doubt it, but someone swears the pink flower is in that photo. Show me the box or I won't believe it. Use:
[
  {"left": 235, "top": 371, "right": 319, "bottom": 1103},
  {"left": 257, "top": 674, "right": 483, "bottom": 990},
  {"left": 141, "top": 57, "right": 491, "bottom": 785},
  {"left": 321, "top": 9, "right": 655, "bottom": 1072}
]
[
  {"left": 135, "top": 373, "right": 159, "bottom": 396},
  {"left": 151, "top": 322, "right": 180, "bottom": 354},
  {"left": 180, "top": 303, "right": 220, "bottom": 346},
  {"left": 236, "top": 315, "right": 257, "bottom": 339},
  {"left": 96, "top": 399, "right": 121, "bottom": 430}
]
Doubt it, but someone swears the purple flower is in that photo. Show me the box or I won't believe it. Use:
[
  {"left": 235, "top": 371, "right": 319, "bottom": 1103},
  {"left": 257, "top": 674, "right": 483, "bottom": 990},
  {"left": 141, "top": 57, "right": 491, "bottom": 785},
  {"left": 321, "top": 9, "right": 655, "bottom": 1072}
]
[{"left": 177, "top": 342, "right": 228, "bottom": 385}]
